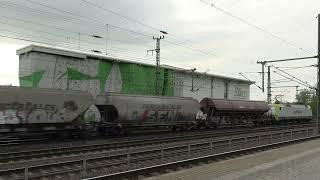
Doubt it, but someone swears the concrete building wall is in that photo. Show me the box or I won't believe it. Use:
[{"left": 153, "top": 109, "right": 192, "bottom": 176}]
[
  {"left": 174, "top": 72, "right": 222, "bottom": 101},
  {"left": 212, "top": 78, "right": 226, "bottom": 99},
  {"left": 17, "top": 45, "right": 251, "bottom": 101},
  {"left": 173, "top": 73, "right": 248, "bottom": 101},
  {"left": 228, "top": 81, "right": 250, "bottom": 100}
]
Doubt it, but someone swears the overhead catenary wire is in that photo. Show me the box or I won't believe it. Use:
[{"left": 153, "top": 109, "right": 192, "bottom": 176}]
[
  {"left": 0, "top": 20, "right": 79, "bottom": 42},
  {"left": 272, "top": 78, "right": 291, "bottom": 82},
  {"left": 0, "top": 15, "right": 156, "bottom": 50},
  {"left": 78, "top": 0, "right": 216, "bottom": 55},
  {"left": 275, "top": 64, "right": 317, "bottom": 70},
  {"left": 239, "top": 71, "right": 265, "bottom": 74},
  {"left": 272, "top": 65, "right": 314, "bottom": 88},
  {"left": 0, "top": 27, "right": 161, "bottom": 61},
  {"left": 0, "top": 32, "right": 165, "bottom": 64},
  {"left": 21, "top": 0, "right": 154, "bottom": 38},
  {"left": 21, "top": 0, "right": 214, "bottom": 56},
  {"left": 0, "top": 16, "right": 179, "bottom": 64},
  {"left": 239, "top": 72, "right": 262, "bottom": 90},
  {"left": 78, "top": 0, "right": 160, "bottom": 32},
  {"left": 0, "top": 5, "right": 171, "bottom": 61},
  {"left": 273, "top": 71, "right": 312, "bottom": 89},
  {"left": 199, "top": 0, "right": 313, "bottom": 54},
  {"left": 273, "top": 71, "right": 314, "bottom": 90},
  {"left": 0, "top": 1, "right": 216, "bottom": 74},
  {"left": 0, "top": 0, "right": 214, "bottom": 57},
  {"left": 162, "top": 39, "right": 214, "bottom": 56},
  {"left": 0, "top": 15, "right": 94, "bottom": 38},
  {"left": 271, "top": 80, "right": 293, "bottom": 84},
  {"left": 0, "top": 2, "right": 149, "bottom": 41},
  {"left": 0, "top": 26, "right": 177, "bottom": 65}
]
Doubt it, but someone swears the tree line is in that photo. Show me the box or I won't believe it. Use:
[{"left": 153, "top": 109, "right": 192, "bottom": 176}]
[{"left": 295, "top": 89, "right": 316, "bottom": 115}]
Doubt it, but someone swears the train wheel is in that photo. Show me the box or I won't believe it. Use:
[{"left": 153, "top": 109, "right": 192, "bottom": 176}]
[
  {"left": 171, "top": 125, "right": 178, "bottom": 132},
  {"left": 122, "top": 129, "right": 131, "bottom": 136},
  {"left": 179, "top": 125, "right": 187, "bottom": 131},
  {"left": 98, "top": 127, "right": 107, "bottom": 136},
  {"left": 212, "top": 122, "right": 218, "bottom": 129},
  {"left": 57, "top": 130, "right": 73, "bottom": 140},
  {"left": 110, "top": 126, "right": 122, "bottom": 136},
  {"left": 78, "top": 131, "right": 89, "bottom": 139}
]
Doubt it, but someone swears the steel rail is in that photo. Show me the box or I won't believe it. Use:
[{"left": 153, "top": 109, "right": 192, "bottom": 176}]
[
  {"left": 0, "top": 127, "right": 315, "bottom": 180},
  {"left": 86, "top": 133, "right": 319, "bottom": 180},
  {"left": 0, "top": 124, "right": 310, "bottom": 164}
]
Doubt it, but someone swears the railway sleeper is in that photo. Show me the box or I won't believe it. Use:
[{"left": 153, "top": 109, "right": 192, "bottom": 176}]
[
  {"left": 27, "top": 167, "right": 82, "bottom": 180},
  {"left": 87, "top": 161, "right": 127, "bottom": 170}
]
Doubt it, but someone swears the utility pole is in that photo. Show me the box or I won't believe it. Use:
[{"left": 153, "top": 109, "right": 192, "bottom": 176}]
[
  {"left": 267, "top": 66, "right": 271, "bottom": 104},
  {"left": 257, "top": 55, "right": 317, "bottom": 93},
  {"left": 317, "top": 14, "right": 320, "bottom": 133},
  {"left": 78, "top": 33, "right": 81, "bottom": 50},
  {"left": 147, "top": 36, "right": 164, "bottom": 96},
  {"left": 191, "top": 68, "right": 197, "bottom": 92},
  {"left": 257, "top": 62, "right": 266, "bottom": 92},
  {"left": 257, "top": 14, "right": 320, "bottom": 133},
  {"left": 262, "top": 63, "right": 265, "bottom": 92},
  {"left": 105, "top": 24, "right": 109, "bottom": 55}
]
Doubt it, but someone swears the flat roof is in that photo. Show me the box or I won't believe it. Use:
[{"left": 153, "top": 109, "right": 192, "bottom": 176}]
[{"left": 17, "top": 44, "right": 253, "bottom": 84}]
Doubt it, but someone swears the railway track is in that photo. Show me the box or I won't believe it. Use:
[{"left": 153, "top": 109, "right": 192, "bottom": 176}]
[
  {"left": 86, "top": 129, "right": 319, "bottom": 180},
  {"left": 0, "top": 126, "right": 316, "bottom": 180},
  {"left": 1, "top": 122, "right": 313, "bottom": 150},
  {"left": 0, "top": 124, "right": 311, "bottom": 164},
  {"left": 0, "top": 137, "right": 49, "bottom": 146}
]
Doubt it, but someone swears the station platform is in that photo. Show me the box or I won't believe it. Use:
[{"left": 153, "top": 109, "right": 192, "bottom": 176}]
[{"left": 146, "top": 138, "right": 320, "bottom": 180}]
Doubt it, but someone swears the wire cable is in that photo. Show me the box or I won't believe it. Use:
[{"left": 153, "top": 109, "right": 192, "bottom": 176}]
[
  {"left": 79, "top": 0, "right": 161, "bottom": 32},
  {"left": 272, "top": 70, "right": 314, "bottom": 89},
  {"left": 78, "top": 0, "right": 216, "bottom": 55},
  {"left": 22, "top": 0, "right": 215, "bottom": 56},
  {"left": 275, "top": 64, "right": 317, "bottom": 70},
  {"left": 23, "top": 0, "right": 154, "bottom": 38},
  {"left": 273, "top": 71, "right": 312, "bottom": 90},
  {"left": 199, "top": 0, "right": 313, "bottom": 54},
  {"left": 272, "top": 65, "right": 314, "bottom": 87}
]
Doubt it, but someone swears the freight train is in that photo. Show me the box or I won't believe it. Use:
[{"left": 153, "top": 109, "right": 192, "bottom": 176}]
[{"left": 0, "top": 86, "right": 312, "bottom": 136}]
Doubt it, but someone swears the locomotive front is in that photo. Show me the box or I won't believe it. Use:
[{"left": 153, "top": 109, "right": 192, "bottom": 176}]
[{"left": 267, "top": 103, "right": 312, "bottom": 123}]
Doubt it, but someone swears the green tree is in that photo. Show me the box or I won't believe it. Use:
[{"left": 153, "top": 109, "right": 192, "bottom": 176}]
[
  {"left": 295, "top": 89, "right": 316, "bottom": 115},
  {"left": 296, "top": 89, "right": 314, "bottom": 105}
]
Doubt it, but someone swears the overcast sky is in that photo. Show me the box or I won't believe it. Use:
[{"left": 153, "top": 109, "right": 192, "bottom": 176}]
[{"left": 0, "top": 0, "right": 319, "bottom": 102}]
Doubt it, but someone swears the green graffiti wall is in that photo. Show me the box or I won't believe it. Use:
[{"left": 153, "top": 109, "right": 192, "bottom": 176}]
[
  {"left": 19, "top": 70, "right": 45, "bottom": 88},
  {"left": 58, "top": 68, "right": 96, "bottom": 81},
  {"left": 118, "top": 63, "right": 174, "bottom": 96},
  {"left": 19, "top": 58, "right": 175, "bottom": 96},
  {"left": 163, "top": 69, "right": 174, "bottom": 96},
  {"left": 97, "top": 61, "right": 113, "bottom": 94}
]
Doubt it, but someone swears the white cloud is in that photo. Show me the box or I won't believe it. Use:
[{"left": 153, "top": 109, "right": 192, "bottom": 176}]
[{"left": 0, "top": 42, "right": 23, "bottom": 86}]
